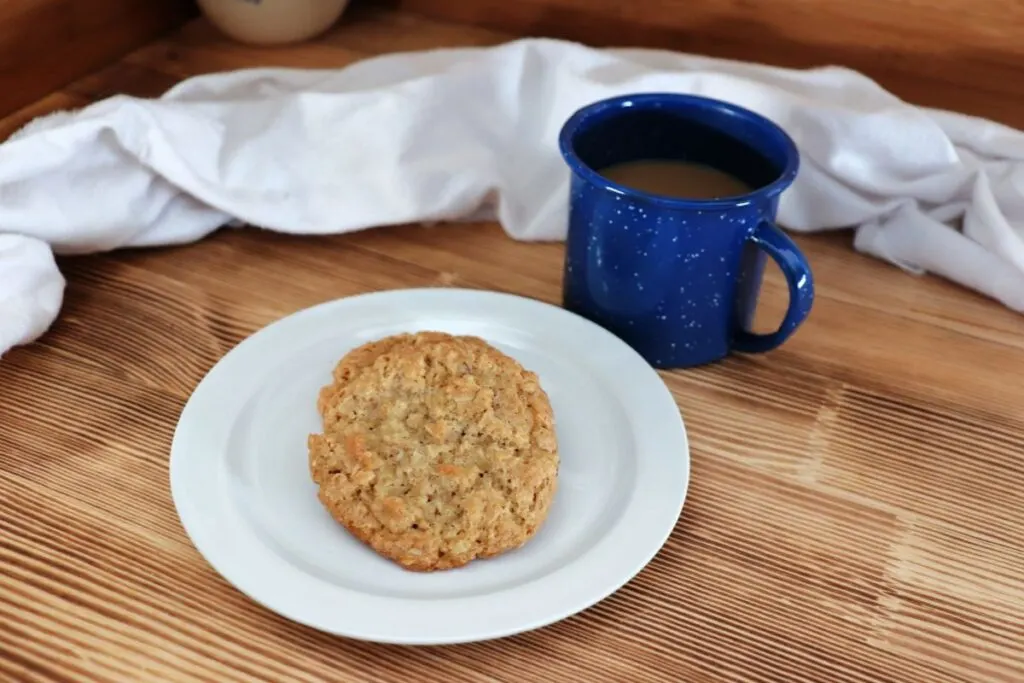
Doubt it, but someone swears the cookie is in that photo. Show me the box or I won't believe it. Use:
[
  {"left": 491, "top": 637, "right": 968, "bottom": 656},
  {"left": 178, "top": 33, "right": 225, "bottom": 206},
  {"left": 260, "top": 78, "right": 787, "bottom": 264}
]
[
  {"left": 315, "top": 332, "right": 450, "bottom": 419},
  {"left": 308, "top": 332, "right": 559, "bottom": 571}
]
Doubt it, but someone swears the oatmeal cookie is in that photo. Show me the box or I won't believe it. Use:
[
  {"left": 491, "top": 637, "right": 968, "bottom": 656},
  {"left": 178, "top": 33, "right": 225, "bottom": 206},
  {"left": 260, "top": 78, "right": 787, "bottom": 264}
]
[
  {"left": 309, "top": 332, "right": 559, "bottom": 571},
  {"left": 315, "top": 332, "right": 451, "bottom": 419}
]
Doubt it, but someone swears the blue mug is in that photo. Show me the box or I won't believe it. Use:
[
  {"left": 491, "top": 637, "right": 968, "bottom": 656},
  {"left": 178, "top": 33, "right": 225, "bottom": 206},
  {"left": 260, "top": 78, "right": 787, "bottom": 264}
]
[{"left": 558, "top": 92, "right": 814, "bottom": 369}]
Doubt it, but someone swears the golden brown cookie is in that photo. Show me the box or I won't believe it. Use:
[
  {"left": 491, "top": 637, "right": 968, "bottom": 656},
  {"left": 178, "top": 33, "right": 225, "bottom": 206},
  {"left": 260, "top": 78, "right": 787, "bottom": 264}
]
[
  {"left": 315, "top": 332, "right": 451, "bottom": 418},
  {"left": 309, "top": 332, "right": 559, "bottom": 571}
]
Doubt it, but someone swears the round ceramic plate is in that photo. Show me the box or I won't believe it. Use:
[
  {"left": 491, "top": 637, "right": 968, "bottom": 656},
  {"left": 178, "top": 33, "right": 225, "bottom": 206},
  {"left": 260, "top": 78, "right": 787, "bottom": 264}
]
[{"left": 170, "top": 288, "right": 689, "bottom": 645}]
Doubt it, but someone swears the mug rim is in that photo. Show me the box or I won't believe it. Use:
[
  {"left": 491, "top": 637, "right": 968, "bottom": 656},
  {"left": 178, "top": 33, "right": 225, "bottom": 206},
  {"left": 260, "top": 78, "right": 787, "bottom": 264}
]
[{"left": 558, "top": 92, "right": 800, "bottom": 209}]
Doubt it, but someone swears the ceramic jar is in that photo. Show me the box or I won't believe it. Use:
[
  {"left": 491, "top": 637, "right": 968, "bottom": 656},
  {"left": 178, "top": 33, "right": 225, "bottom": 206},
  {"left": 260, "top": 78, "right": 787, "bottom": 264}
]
[{"left": 196, "top": 0, "right": 350, "bottom": 46}]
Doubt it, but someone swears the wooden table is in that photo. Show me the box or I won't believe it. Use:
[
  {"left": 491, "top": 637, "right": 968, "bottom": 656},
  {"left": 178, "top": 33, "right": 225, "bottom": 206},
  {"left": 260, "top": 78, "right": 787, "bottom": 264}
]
[{"left": 2, "top": 8, "right": 1022, "bottom": 683}]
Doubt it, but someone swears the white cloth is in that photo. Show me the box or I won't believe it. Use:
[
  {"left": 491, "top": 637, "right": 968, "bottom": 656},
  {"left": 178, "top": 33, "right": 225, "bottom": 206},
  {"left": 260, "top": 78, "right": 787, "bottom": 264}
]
[{"left": 2, "top": 38, "right": 1024, "bottom": 356}]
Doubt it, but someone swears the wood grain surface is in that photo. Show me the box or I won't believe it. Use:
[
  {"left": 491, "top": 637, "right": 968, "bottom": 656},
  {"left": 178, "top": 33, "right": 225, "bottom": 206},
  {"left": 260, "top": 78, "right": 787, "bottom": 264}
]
[
  {"left": 2, "top": 7, "right": 1024, "bottom": 683},
  {"left": 0, "top": 0, "right": 197, "bottom": 118}
]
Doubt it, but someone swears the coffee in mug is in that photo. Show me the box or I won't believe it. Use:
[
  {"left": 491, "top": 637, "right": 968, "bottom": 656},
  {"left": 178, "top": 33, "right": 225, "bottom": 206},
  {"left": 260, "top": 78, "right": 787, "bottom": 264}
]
[{"left": 597, "top": 159, "right": 753, "bottom": 200}]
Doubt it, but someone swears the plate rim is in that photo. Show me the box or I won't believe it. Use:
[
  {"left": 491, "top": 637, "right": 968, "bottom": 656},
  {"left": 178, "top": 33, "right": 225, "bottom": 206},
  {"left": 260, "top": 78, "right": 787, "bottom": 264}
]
[{"left": 169, "top": 287, "right": 690, "bottom": 645}]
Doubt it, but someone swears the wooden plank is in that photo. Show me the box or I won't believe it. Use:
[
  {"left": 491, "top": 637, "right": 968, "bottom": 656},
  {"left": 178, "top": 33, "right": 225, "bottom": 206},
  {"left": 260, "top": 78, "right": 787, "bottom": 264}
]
[{"left": 0, "top": 0, "right": 197, "bottom": 116}]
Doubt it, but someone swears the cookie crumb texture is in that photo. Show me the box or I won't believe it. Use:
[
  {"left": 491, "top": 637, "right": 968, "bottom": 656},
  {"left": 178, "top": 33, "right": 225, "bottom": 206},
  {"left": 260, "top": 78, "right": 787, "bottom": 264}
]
[{"left": 309, "top": 332, "right": 559, "bottom": 571}]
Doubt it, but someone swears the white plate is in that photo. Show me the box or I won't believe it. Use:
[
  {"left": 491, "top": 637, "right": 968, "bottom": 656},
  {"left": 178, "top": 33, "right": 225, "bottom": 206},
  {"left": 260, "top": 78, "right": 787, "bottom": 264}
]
[{"left": 170, "top": 288, "right": 689, "bottom": 645}]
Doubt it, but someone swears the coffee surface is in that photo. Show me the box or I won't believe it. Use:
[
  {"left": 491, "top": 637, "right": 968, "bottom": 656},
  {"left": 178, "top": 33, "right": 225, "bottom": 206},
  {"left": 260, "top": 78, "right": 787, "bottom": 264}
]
[{"left": 599, "top": 159, "right": 753, "bottom": 199}]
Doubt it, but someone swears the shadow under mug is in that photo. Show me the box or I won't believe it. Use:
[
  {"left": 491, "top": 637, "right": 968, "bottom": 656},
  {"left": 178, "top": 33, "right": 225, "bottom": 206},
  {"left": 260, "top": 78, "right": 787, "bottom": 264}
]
[{"left": 558, "top": 92, "right": 815, "bottom": 369}]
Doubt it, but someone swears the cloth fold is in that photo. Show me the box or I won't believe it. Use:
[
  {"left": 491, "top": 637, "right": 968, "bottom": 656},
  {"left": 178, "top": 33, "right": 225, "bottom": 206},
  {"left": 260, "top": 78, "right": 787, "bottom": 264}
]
[{"left": 2, "top": 38, "right": 1023, "bottom": 357}]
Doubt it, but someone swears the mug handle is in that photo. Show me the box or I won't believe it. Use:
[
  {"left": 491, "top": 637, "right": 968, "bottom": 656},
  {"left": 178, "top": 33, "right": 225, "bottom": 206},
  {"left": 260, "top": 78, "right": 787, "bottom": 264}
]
[{"left": 732, "top": 221, "right": 815, "bottom": 354}]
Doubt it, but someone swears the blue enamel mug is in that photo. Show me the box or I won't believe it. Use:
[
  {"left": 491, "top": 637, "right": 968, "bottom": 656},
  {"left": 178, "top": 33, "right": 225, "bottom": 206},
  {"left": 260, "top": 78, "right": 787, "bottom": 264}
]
[{"left": 558, "top": 92, "right": 814, "bottom": 369}]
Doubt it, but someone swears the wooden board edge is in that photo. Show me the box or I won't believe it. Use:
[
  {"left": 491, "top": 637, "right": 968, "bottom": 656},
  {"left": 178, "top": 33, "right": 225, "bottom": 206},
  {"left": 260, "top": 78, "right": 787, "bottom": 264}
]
[{"left": 0, "top": 0, "right": 199, "bottom": 117}]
